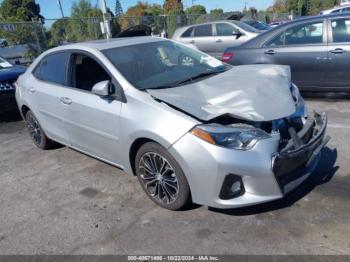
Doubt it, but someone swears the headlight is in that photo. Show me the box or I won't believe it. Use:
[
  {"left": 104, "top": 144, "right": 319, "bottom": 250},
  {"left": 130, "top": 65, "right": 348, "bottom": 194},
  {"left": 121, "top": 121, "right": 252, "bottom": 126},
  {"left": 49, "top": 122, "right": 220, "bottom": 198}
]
[
  {"left": 291, "top": 84, "right": 308, "bottom": 118},
  {"left": 190, "top": 125, "right": 271, "bottom": 150}
]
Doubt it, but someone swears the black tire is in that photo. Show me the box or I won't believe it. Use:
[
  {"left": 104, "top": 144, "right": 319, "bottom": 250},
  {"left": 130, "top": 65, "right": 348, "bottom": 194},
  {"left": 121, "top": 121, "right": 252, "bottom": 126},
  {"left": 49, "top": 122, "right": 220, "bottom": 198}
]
[
  {"left": 25, "top": 110, "right": 56, "bottom": 149},
  {"left": 135, "top": 142, "right": 191, "bottom": 210}
]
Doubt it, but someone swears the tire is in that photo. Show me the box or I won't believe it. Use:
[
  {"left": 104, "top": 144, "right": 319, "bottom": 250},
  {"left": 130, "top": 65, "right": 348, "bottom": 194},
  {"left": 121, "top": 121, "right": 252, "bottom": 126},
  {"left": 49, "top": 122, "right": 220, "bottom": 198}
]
[
  {"left": 135, "top": 142, "right": 191, "bottom": 210},
  {"left": 25, "top": 110, "right": 56, "bottom": 149}
]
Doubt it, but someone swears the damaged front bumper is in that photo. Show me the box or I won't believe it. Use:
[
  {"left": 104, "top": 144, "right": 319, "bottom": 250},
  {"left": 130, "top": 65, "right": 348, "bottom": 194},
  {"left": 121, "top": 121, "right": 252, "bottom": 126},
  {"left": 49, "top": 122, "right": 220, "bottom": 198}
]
[
  {"left": 273, "top": 112, "right": 329, "bottom": 194},
  {"left": 169, "top": 112, "right": 329, "bottom": 209}
]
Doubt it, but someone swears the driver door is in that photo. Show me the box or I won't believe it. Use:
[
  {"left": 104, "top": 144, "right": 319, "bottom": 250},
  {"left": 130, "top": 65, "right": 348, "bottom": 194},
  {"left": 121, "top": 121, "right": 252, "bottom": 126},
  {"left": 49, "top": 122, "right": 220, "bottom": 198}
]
[{"left": 62, "top": 53, "right": 123, "bottom": 164}]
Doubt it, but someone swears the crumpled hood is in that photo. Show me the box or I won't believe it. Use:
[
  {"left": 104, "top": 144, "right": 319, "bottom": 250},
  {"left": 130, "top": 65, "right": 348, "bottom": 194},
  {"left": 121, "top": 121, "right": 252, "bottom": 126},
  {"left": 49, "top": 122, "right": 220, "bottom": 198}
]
[{"left": 148, "top": 64, "right": 297, "bottom": 122}]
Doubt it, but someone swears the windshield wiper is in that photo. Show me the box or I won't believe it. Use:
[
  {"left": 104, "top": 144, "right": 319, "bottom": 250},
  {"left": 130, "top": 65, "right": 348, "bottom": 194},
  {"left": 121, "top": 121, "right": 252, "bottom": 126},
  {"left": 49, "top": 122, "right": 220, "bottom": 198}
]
[
  {"left": 170, "top": 70, "right": 223, "bottom": 87},
  {"left": 143, "top": 69, "right": 226, "bottom": 90}
]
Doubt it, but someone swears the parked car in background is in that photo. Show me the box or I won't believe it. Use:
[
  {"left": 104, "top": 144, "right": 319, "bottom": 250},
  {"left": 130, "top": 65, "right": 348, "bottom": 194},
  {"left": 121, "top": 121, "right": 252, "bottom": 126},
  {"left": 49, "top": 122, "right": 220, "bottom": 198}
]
[
  {"left": 319, "top": 5, "right": 350, "bottom": 15},
  {"left": 341, "top": 0, "right": 350, "bottom": 5},
  {"left": 0, "top": 38, "right": 8, "bottom": 48},
  {"left": 16, "top": 37, "right": 329, "bottom": 210},
  {"left": 222, "top": 13, "right": 350, "bottom": 92},
  {"left": 269, "top": 20, "right": 290, "bottom": 28},
  {"left": 0, "top": 56, "right": 26, "bottom": 114},
  {"left": 172, "top": 20, "right": 261, "bottom": 59},
  {"left": 243, "top": 20, "right": 271, "bottom": 31}
]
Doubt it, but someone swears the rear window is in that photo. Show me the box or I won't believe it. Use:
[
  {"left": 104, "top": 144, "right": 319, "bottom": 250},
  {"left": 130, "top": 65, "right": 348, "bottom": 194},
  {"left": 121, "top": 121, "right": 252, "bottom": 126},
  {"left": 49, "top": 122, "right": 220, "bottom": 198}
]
[
  {"left": 33, "top": 52, "right": 69, "bottom": 85},
  {"left": 332, "top": 18, "right": 350, "bottom": 43},
  {"left": 182, "top": 27, "right": 194, "bottom": 37},
  {"left": 232, "top": 21, "right": 260, "bottom": 33},
  {"left": 194, "top": 24, "right": 213, "bottom": 37},
  {"left": 216, "top": 23, "right": 236, "bottom": 36}
]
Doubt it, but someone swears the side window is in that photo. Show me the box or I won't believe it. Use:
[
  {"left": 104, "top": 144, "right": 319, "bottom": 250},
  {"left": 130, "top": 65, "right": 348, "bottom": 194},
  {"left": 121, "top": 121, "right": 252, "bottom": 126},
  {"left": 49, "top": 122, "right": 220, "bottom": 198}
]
[
  {"left": 216, "top": 23, "right": 236, "bottom": 36},
  {"left": 194, "top": 24, "right": 213, "bottom": 37},
  {"left": 71, "top": 54, "right": 111, "bottom": 92},
  {"left": 268, "top": 32, "right": 286, "bottom": 47},
  {"left": 268, "top": 21, "right": 323, "bottom": 46},
  {"left": 33, "top": 52, "right": 69, "bottom": 85},
  {"left": 182, "top": 27, "right": 194, "bottom": 37},
  {"left": 332, "top": 19, "right": 350, "bottom": 43}
]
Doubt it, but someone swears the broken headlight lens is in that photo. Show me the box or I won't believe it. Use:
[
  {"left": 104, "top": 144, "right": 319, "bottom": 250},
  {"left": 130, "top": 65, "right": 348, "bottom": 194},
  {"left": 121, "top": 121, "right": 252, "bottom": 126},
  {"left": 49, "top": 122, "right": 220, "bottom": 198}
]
[{"left": 191, "top": 125, "right": 271, "bottom": 150}]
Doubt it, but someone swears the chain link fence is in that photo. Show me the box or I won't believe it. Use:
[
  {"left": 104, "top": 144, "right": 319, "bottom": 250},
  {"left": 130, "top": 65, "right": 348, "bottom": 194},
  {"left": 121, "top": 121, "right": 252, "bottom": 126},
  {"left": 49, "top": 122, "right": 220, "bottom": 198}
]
[{"left": 0, "top": 12, "right": 291, "bottom": 65}]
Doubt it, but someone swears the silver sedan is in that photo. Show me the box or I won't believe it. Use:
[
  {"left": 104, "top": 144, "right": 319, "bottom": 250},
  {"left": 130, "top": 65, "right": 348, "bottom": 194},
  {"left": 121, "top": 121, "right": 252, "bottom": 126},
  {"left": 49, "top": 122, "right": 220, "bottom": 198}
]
[{"left": 15, "top": 37, "right": 329, "bottom": 210}]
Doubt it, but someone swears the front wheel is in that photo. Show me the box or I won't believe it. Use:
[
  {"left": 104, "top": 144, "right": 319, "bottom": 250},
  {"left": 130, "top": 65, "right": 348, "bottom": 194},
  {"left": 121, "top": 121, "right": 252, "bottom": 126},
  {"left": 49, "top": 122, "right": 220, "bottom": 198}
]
[{"left": 135, "top": 142, "right": 191, "bottom": 210}]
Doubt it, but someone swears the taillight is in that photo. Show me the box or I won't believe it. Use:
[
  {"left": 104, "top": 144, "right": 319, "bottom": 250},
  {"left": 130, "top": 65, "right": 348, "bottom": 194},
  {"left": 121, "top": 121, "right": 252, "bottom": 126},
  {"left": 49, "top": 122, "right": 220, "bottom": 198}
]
[{"left": 221, "top": 52, "right": 234, "bottom": 63}]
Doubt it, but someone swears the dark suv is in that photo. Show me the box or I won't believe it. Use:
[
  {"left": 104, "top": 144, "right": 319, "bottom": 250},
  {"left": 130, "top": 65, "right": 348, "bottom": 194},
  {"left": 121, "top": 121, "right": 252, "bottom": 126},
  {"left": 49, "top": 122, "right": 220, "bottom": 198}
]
[{"left": 0, "top": 57, "right": 26, "bottom": 114}]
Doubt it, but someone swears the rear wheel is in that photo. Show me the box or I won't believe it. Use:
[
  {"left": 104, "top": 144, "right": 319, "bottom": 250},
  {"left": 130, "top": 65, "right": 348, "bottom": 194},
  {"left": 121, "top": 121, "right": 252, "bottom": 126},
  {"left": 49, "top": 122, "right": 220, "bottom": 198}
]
[
  {"left": 25, "top": 110, "right": 56, "bottom": 149},
  {"left": 135, "top": 142, "right": 191, "bottom": 210}
]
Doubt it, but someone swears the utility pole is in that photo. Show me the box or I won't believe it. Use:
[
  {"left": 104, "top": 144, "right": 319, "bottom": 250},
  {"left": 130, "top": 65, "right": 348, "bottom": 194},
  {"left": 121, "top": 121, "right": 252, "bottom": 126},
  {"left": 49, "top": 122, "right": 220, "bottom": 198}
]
[
  {"left": 57, "top": 0, "right": 65, "bottom": 18},
  {"left": 100, "top": 0, "right": 112, "bottom": 39},
  {"left": 192, "top": 0, "right": 196, "bottom": 6}
]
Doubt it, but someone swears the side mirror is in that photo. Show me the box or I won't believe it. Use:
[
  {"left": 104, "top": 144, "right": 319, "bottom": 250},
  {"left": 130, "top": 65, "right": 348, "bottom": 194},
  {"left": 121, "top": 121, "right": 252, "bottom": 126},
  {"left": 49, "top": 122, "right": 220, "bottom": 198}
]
[
  {"left": 92, "top": 80, "right": 113, "bottom": 97},
  {"left": 233, "top": 30, "right": 243, "bottom": 39}
]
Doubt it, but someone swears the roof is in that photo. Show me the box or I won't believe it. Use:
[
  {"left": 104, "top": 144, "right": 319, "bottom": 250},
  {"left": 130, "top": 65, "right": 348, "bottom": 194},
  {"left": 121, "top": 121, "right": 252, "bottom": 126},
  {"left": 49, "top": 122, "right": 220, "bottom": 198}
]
[{"left": 51, "top": 36, "right": 165, "bottom": 52}]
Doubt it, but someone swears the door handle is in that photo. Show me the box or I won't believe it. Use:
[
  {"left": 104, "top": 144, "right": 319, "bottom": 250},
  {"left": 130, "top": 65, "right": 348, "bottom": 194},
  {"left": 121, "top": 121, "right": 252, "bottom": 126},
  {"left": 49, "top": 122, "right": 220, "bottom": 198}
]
[
  {"left": 265, "top": 50, "right": 276, "bottom": 55},
  {"left": 189, "top": 40, "right": 195, "bottom": 44},
  {"left": 28, "top": 87, "right": 35, "bottom": 93},
  {"left": 60, "top": 97, "right": 72, "bottom": 105},
  {"left": 216, "top": 39, "right": 223, "bottom": 43},
  {"left": 330, "top": 48, "right": 345, "bottom": 54}
]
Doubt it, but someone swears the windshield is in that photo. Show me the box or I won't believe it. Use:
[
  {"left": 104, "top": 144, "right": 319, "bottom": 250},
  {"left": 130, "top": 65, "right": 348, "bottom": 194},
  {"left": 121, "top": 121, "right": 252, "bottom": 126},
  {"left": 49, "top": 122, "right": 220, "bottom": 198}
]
[
  {"left": 103, "top": 40, "right": 230, "bottom": 90},
  {"left": 232, "top": 20, "right": 260, "bottom": 33},
  {"left": 245, "top": 21, "right": 269, "bottom": 31},
  {"left": 0, "top": 57, "right": 12, "bottom": 69}
]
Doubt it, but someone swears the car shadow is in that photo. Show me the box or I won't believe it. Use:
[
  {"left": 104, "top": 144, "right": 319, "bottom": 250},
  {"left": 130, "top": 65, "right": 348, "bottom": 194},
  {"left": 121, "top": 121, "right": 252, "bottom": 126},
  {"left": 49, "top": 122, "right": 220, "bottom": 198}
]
[
  {"left": 208, "top": 147, "right": 338, "bottom": 216},
  {"left": 0, "top": 109, "right": 22, "bottom": 123}
]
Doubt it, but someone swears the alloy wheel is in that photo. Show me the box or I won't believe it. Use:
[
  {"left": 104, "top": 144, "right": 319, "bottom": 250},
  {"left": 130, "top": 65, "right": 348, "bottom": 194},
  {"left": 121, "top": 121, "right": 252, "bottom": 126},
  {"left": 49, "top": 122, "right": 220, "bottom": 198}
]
[
  {"left": 26, "top": 114, "right": 42, "bottom": 146},
  {"left": 138, "top": 152, "right": 179, "bottom": 204}
]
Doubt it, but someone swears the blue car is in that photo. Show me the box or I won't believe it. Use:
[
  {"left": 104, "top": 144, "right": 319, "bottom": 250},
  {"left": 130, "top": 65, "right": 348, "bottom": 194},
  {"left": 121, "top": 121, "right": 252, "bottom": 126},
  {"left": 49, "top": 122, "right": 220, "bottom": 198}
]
[{"left": 0, "top": 56, "right": 26, "bottom": 114}]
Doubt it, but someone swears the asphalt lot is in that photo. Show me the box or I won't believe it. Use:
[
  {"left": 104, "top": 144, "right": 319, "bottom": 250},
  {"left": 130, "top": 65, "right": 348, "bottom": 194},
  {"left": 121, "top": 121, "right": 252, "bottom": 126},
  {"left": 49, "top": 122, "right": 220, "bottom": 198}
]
[{"left": 0, "top": 98, "right": 349, "bottom": 255}]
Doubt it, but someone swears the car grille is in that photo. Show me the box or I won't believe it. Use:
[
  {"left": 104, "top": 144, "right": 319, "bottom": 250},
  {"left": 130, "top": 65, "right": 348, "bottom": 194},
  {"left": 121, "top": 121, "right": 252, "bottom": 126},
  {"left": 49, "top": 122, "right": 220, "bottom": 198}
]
[{"left": 0, "top": 82, "right": 15, "bottom": 92}]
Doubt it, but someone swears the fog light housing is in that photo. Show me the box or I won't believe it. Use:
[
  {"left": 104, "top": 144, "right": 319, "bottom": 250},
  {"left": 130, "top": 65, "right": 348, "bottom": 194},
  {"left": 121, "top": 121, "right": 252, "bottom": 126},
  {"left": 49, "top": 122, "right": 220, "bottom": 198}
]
[{"left": 219, "top": 174, "right": 245, "bottom": 200}]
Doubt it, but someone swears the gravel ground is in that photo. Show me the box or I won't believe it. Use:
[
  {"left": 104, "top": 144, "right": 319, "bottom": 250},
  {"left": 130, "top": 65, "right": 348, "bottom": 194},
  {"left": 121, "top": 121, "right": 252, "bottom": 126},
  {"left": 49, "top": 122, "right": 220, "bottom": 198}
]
[{"left": 0, "top": 98, "right": 349, "bottom": 255}]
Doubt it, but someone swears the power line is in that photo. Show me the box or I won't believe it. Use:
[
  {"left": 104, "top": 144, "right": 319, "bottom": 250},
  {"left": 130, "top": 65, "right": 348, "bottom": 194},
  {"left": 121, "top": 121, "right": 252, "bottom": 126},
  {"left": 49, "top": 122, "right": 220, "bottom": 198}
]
[{"left": 57, "top": 0, "right": 65, "bottom": 18}]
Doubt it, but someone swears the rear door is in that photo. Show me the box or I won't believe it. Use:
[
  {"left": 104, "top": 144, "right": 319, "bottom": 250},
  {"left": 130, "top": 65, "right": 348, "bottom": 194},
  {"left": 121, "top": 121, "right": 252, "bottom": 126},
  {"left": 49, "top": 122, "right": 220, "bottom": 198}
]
[
  {"left": 325, "top": 17, "right": 350, "bottom": 90},
  {"left": 192, "top": 23, "right": 216, "bottom": 55},
  {"left": 29, "top": 52, "right": 71, "bottom": 144},
  {"left": 261, "top": 20, "right": 328, "bottom": 90}
]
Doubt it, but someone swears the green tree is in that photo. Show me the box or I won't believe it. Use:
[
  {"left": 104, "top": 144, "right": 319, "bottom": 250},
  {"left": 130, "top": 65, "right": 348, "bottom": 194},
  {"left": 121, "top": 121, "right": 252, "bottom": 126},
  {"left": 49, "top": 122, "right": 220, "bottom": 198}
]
[
  {"left": 164, "top": 0, "right": 184, "bottom": 37},
  {"left": 185, "top": 5, "right": 206, "bottom": 15},
  {"left": 0, "top": 0, "right": 44, "bottom": 22},
  {"left": 115, "top": 0, "right": 123, "bottom": 18},
  {"left": 48, "top": 19, "right": 67, "bottom": 47},
  {"left": 68, "top": 0, "right": 103, "bottom": 42},
  {"left": 185, "top": 4, "right": 206, "bottom": 24},
  {"left": 120, "top": 2, "right": 163, "bottom": 30},
  {"left": 210, "top": 8, "right": 224, "bottom": 20},
  {"left": 0, "top": 0, "right": 45, "bottom": 58}
]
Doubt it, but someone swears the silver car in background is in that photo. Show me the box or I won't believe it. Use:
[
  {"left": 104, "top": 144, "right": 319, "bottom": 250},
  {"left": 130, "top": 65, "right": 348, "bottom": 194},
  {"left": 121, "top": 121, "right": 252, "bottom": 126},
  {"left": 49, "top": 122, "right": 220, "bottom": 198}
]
[
  {"left": 172, "top": 20, "right": 261, "bottom": 59},
  {"left": 16, "top": 37, "right": 329, "bottom": 210}
]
